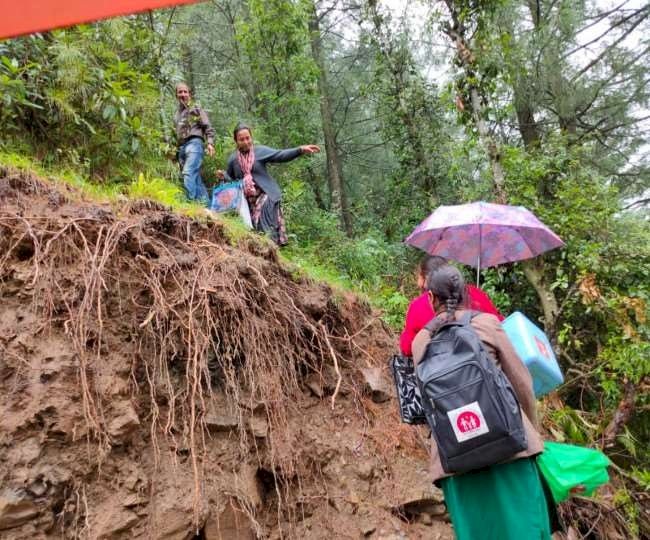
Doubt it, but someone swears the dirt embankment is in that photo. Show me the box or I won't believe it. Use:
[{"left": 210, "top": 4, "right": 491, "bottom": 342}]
[{"left": 0, "top": 170, "right": 453, "bottom": 539}]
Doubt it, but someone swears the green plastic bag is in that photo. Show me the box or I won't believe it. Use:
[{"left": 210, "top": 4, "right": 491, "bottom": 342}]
[{"left": 537, "top": 441, "right": 611, "bottom": 503}]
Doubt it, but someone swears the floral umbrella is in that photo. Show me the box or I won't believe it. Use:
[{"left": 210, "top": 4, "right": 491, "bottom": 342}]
[{"left": 405, "top": 201, "right": 565, "bottom": 282}]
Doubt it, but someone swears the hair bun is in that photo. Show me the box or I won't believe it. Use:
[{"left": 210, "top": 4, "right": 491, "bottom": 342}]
[{"left": 426, "top": 264, "right": 466, "bottom": 316}]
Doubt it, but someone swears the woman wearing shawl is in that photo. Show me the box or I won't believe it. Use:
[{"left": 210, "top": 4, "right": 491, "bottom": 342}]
[{"left": 218, "top": 124, "right": 320, "bottom": 245}]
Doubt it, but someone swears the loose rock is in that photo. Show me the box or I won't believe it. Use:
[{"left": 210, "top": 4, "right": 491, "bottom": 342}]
[
  {"left": 0, "top": 489, "right": 39, "bottom": 530},
  {"left": 107, "top": 401, "right": 140, "bottom": 441},
  {"left": 249, "top": 416, "right": 268, "bottom": 438},
  {"left": 204, "top": 409, "right": 239, "bottom": 431},
  {"left": 360, "top": 367, "right": 392, "bottom": 403},
  {"left": 356, "top": 461, "right": 374, "bottom": 481}
]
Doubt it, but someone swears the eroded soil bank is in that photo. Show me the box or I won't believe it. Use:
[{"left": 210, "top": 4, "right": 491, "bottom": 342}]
[{"left": 0, "top": 170, "right": 453, "bottom": 539}]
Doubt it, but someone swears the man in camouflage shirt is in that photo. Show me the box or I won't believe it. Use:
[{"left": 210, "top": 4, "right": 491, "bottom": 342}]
[{"left": 173, "top": 82, "right": 215, "bottom": 203}]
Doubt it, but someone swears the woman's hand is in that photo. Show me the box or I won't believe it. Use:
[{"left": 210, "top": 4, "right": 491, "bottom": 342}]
[
  {"left": 300, "top": 144, "right": 321, "bottom": 155},
  {"left": 216, "top": 169, "right": 225, "bottom": 180}
]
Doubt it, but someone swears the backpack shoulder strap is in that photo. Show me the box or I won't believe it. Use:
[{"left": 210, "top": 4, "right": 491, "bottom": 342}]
[
  {"left": 460, "top": 310, "right": 483, "bottom": 325},
  {"left": 423, "top": 317, "right": 439, "bottom": 334}
]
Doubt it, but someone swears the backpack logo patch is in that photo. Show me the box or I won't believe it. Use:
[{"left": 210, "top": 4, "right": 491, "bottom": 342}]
[{"left": 447, "top": 401, "right": 489, "bottom": 442}]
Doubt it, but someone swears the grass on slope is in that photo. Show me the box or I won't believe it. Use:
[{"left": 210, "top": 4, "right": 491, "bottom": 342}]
[{"left": 0, "top": 150, "right": 405, "bottom": 328}]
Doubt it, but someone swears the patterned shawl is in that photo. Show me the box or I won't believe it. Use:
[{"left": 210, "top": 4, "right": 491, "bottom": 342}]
[{"left": 237, "top": 147, "right": 257, "bottom": 197}]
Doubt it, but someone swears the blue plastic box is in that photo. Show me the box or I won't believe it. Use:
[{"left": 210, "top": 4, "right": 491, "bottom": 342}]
[{"left": 501, "top": 311, "right": 564, "bottom": 397}]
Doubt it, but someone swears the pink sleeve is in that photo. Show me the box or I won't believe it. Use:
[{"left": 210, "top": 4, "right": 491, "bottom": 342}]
[
  {"left": 467, "top": 285, "right": 504, "bottom": 321},
  {"left": 400, "top": 300, "right": 419, "bottom": 356},
  {"left": 400, "top": 294, "right": 436, "bottom": 356}
]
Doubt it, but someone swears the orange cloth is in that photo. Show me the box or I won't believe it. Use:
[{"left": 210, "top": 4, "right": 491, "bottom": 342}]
[{"left": 1, "top": 0, "right": 200, "bottom": 40}]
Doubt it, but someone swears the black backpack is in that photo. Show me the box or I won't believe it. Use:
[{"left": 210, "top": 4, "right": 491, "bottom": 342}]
[{"left": 416, "top": 312, "right": 527, "bottom": 474}]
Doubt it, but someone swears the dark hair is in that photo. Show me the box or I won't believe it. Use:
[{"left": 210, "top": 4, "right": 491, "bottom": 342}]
[
  {"left": 418, "top": 255, "right": 447, "bottom": 284},
  {"left": 426, "top": 264, "right": 466, "bottom": 320},
  {"left": 233, "top": 123, "right": 252, "bottom": 141}
]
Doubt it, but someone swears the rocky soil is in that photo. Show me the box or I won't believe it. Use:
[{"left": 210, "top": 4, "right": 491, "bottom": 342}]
[{"left": 0, "top": 169, "right": 454, "bottom": 539}]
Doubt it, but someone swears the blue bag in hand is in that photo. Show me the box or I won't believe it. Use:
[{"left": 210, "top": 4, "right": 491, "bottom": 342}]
[{"left": 210, "top": 181, "right": 242, "bottom": 212}]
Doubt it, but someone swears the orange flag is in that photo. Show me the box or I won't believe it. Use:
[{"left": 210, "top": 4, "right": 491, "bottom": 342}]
[{"left": 0, "top": 0, "right": 201, "bottom": 40}]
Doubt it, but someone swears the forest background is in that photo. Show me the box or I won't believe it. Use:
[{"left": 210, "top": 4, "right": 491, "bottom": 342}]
[{"left": 0, "top": 0, "right": 648, "bottom": 533}]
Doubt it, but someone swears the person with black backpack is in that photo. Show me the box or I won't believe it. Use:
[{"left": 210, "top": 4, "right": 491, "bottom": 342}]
[{"left": 412, "top": 264, "right": 551, "bottom": 540}]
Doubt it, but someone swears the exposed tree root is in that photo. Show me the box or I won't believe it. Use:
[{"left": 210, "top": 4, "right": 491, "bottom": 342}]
[{"left": 0, "top": 172, "right": 393, "bottom": 533}]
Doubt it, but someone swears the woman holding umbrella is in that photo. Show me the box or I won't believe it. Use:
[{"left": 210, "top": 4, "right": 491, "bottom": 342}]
[
  {"left": 403, "top": 201, "right": 564, "bottom": 354},
  {"left": 400, "top": 255, "right": 504, "bottom": 357}
]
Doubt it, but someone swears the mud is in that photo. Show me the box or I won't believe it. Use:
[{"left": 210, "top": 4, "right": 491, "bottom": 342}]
[{"left": 0, "top": 169, "right": 453, "bottom": 539}]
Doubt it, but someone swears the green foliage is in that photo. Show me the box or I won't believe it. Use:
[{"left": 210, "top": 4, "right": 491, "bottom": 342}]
[
  {"left": 630, "top": 468, "right": 650, "bottom": 492},
  {"left": 377, "top": 289, "right": 410, "bottom": 330},
  {"left": 501, "top": 136, "right": 649, "bottom": 457},
  {"left": 548, "top": 407, "right": 597, "bottom": 445},
  {"left": 364, "top": 20, "right": 454, "bottom": 210},
  {"left": 126, "top": 173, "right": 185, "bottom": 206},
  {"left": 0, "top": 149, "right": 118, "bottom": 201},
  {"left": 612, "top": 487, "right": 640, "bottom": 537},
  {"left": 0, "top": 21, "right": 165, "bottom": 181},
  {"left": 235, "top": 0, "right": 319, "bottom": 146},
  {"left": 282, "top": 177, "right": 411, "bottom": 327}
]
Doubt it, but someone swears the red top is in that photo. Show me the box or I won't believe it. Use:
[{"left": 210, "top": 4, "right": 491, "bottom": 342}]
[{"left": 399, "top": 285, "right": 504, "bottom": 356}]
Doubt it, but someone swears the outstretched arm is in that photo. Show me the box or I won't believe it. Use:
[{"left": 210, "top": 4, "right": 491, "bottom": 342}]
[
  {"left": 261, "top": 144, "right": 320, "bottom": 163},
  {"left": 300, "top": 144, "right": 320, "bottom": 154}
]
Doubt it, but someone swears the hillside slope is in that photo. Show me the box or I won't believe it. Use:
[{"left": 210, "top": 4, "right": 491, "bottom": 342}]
[{"left": 0, "top": 169, "right": 453, "bottom": 539}]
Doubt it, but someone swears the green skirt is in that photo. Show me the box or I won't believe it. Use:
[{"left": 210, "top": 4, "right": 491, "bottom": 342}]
[{"left": 441, "top": 457, "right": 552, "bottom": 540}]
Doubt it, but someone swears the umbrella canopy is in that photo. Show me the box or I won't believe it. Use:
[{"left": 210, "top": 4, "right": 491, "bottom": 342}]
[{"left": 405, "top": 201, "right": 565, "bottom": 269}]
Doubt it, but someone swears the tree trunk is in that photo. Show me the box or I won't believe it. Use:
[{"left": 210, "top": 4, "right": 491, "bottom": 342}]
[
  {"left": 468, "top": 87, "right": 507, "bottom": 203},
  {"left": 512, "top": 80, "right": 540, "bottom": 149},
  {"left": 522, "top": 259, "right": 560, "bottom": 336},
  {"left": 308, "top": 6, "right": 353, "bottom": 236},
  {"left": 602, "top": 380, "right": 637, "bottom": 448},
  {"left": 441, "top": 1, "right": 506, "bottom": 202},
  {"left": 181, "top": 43, "right": 195, "bottom": 93}
]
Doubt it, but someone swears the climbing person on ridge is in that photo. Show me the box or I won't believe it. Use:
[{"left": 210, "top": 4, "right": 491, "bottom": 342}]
[
  {"left": 412, "top": 263, "right": 550, "bottom": 540},
  {"left": 400, "top": 255, "right": 503, "bottom": 357},
  {"left": 217, "top": 123, "right": 320, "bottom": 246},
  {"left": 173, "top": 82, "right": 215, "bottom": 204}
]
